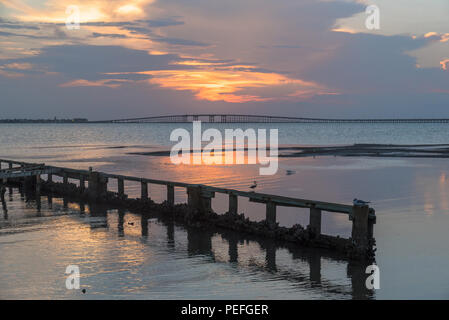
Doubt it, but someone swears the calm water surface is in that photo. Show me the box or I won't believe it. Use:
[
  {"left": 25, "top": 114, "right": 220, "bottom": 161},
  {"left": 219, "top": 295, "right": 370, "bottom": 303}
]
[{"left": 0, "top": 123, "right": 449, "bottom": 299}]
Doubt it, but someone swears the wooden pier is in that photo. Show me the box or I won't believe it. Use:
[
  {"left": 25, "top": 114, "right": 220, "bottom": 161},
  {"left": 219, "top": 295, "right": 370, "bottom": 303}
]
[{"left": 0, "top": 159, "right": 376, "bottom": 259}]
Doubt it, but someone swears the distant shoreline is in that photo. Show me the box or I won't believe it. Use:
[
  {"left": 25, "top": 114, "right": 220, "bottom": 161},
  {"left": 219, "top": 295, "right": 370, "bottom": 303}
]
[{"left": 0, "top": 118, "right": 88, "bottom": 123}]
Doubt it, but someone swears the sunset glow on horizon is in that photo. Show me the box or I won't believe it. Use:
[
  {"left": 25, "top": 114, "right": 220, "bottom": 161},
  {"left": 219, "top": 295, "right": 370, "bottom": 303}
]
[{"left": 1, "top": 0, "right": 449, "bottom": 119}]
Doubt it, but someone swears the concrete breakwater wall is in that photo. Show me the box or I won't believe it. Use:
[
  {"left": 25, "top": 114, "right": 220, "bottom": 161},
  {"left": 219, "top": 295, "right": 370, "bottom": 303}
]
[{"left": 0, "top": 159, "right": 376, "bottom": 260}]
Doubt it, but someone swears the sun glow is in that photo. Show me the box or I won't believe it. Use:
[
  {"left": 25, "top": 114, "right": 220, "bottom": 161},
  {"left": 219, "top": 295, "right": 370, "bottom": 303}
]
[{"left": 104, "top": 67, "right": 333, "bottom": 103}]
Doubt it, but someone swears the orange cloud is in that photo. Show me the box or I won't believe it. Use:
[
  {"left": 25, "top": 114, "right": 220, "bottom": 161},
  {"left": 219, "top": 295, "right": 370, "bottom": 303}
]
[
  {"left": 59, "top": 79, "right": 129, "bottom": 88},
  {"left": 424, "top": 32, "right": 438, "bottom": 38},
  {"left": 2, "top": 0, "right": 154, "bottom": 23},
  {"left": 107, "top": 66, "right": 335, "bottom": 103},
  {"left": 423, "top": 32, "right": 449, "bottom": 43},
  {"left": 440, "top": 59, "right": 449, "bottom": 70},
  {"left": 1, "top": 63, "right": 33, "bottom": 70},
  {"left": 0, "top": 62, "right": 34, "bottom": 77},
  {"left": 331, "top": 27, "right": 358, "bottom": 34}
]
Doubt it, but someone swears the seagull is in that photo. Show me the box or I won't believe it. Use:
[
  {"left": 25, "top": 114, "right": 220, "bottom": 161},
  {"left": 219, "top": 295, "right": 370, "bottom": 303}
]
[
  {"left": 249, "top": 181, "right": 257, "bottom": 189},
  {"left": 353, "top": 198, "right": 371, "bottom": 206}
]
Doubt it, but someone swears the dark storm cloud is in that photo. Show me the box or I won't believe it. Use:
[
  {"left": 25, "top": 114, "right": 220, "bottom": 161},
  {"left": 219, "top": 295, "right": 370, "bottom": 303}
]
[{"left": 16, "top": 45, "right": 180, "bottom": 80}]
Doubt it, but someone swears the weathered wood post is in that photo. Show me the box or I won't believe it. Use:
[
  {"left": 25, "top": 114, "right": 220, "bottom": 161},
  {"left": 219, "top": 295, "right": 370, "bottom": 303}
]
[
  {"left": 141, "top": 181, "right": 148, "bottom": 200},
  {"left": 36, "top": 174, "right": 41, "bottom": 193},
  {"left": 187, "top": 186, "right": 201, "bottom": 208},
  {"left": 88, "top": 171, "right": 108, "bottom": 200},
  {"left": 200, "top": 187, "right": 214, "bottom": 213},
  {"left": 228, "top": 193, "right": 238, "bottom": 214},
  {"left": 24, "top": 175, "right": 36, "bottom": 190},
  {"left": 187, "top": 186, "right": 214, "bottom": 214},
  {"left": 367, "top": 209, "right": 376, "bottom": 240},
  {"left": 309, "top": 207, "right": 322, "bottom": 237},
  {"left": 36, "top": 174, "right": 42, "bottom": 212},
  {"left": 117, "top": 178, "right": 125, "bottom": 198},
  {"left": 167, "top": 184, "right": 174, "bottom": 206},
  {"left": 228, "top": 237, "right": 238, "bottom": 263},
  {"left": 63, "top": 172, "right": 68, "bottom": 185},
  {"left": 79, "top": 175, "right": 85, "bottom": 193},
  {"left": 9, "top": 163, "right": 13, "bottom": 170},
  {"left": 351, "top": 204, "right": 370, "bottom": 253},
  {"left": 0, "top": 178, "right": 6, "bottom": 203},
  {"left": 266, "top": 200, "right": 277, "bottom": 228},
  {"left": 308, "top": 254, "right": 321, "bottom": 284},
  {"left": 47, "top": 173, "right": 53, "bottom": 183}
]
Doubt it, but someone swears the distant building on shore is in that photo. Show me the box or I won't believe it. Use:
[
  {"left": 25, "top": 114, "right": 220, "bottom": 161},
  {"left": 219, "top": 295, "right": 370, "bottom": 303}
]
[{"left": 0, "top": 118, "right": 89, "bottom": 123}]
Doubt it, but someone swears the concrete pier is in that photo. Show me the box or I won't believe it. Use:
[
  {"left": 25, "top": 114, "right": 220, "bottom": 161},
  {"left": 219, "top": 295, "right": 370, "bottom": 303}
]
[
  {"left": 351, "top": 205, "right": 370, "bottom": 251},
  {"left": 141, "top": 181, "right": 148, "bottom": 200},
  {"left": 309, "top": 207, "right": 322, "bottom": 237},
  {"left": 88, "top": 171, "right": 108, "bottom": 200},
  {"left": 167, "top": 185, "right": 174, "bottom": 206},
  {"left": 0, "top": 158, "right": 377, "bottom": 260},
  {"left": 266, "top": 201, "right": 277, "bottom": 228},
  {"left": 117, "top": 178, "right": 125, "bottom": 198},
  {"left": 229, "top": 193, "right": 238, "bottom": 214}
]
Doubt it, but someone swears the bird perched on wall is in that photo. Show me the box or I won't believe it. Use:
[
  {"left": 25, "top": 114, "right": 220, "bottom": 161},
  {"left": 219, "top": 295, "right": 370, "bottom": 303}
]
[
  {"left": 249, "top": 181, "right": 257, "bottom": 189},
  {"left": 353, "top": 198, "right": 370, "bottom": 206}
]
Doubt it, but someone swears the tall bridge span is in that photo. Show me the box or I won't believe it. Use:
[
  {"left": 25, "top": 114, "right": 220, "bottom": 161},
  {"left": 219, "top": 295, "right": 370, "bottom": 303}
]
[{"left": 96, "top": 114, "right": 449, "bottom": 124}]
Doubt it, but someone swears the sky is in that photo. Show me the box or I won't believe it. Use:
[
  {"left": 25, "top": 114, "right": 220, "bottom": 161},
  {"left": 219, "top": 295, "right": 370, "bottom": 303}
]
[{"left": 0, "top": 0, "right": 449, "bottom": 120}]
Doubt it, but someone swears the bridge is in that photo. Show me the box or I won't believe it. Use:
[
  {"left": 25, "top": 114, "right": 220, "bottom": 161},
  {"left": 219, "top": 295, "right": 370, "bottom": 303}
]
[{"left": 96, "top": 114, "right": 449, "bottom": 123}]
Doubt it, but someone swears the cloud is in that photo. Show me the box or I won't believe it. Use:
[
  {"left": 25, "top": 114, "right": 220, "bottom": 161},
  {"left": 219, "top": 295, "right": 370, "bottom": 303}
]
[
  {"left": 16, "top": 45, "right": 179, "bottom": 80},
  {"left": 91, "top": 32, "right": 127, "bottom": 39},
  {"left": 2, "top": 0, "right": 156, "bottom": 23},
  {"left": 151, "top": 36, "right": 209, "bottom": 47},
  {"left": 107, "top": 66, "right": 334, "bottom": 103},
  {"left": 59, "top": 79, "right": 129, "bottom": 88},
  {"left": 440, "top": 59, "right": 449, "bottom": 71},
  {"left": 1, "top": 0, "right": 449, "bottom": 118}
]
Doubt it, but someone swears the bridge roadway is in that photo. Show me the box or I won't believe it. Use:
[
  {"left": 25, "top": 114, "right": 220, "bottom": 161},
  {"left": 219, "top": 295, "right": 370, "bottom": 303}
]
[{"left": 94, "top": 114, "right": 449, "bottom": 124}]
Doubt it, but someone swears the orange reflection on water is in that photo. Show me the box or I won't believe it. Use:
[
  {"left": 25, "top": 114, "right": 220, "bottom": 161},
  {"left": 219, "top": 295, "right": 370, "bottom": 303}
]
[{"left": 420, "top": 171, "right": 449, "bottom": 215}]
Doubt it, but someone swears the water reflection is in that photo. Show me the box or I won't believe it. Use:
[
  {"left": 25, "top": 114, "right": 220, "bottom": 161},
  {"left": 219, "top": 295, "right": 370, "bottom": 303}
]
[
  {"left": 1, "top": 185, "right": 7, "bottom": 219},
  {"left": 0, "top": 188, "right": 375, "bottom": 300}
]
